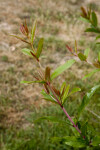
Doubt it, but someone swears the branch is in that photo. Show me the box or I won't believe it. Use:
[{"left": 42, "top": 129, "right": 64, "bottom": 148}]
[{"left": 47, "top": 82, "right": 82, "bottom": 135}]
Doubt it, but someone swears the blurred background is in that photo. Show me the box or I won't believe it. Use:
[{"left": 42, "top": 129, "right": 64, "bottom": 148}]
[{"left": 0, "top": 0, "right": 100, "bottom": 149}]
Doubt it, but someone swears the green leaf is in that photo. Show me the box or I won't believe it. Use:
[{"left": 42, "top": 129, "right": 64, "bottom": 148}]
[
  {"left": 75, "top": 40, "right": 77, "bottom": 54},
  {"left": 41, "top": 90, "right": 58, "bottom": 104},
  {"left": 31, "top": 20, "right": 37, "bottom": 44},
  {"left": 21, "top": 48, "right": 33, "bottom": 57},
  {"left": 34, "top": 116, "right": 70, "bottom": 125},
  {"left": 20, "top": 80, "right": 45, "bottom": 84},
  {"left": 78, "top": 53, "right": 86, "bottom": 61},
  {"left": 82, "top": 69, "right": 100, "bottom": 80},
  {"left": 98, "top": 52, "right": 100, "bottom": 62},
  {"left": 92, "top": 12, "right": 98, "bottom": 27},
  {"left": 92, "top": 136, "right": 100, "bottom": 146},
  {"left": 96, "top": 35, "right": 100, "bottom": 40},
  {"left": 62, "top": 84, "right": 70, "bottom": 105},
  {"left": 64, "top": 136, "right": 86, "bottom": 148},
  {"left": 36, "top": 38, "right": 44, "bottom": 58},
  {"left": 70, "top": 118, "right": 80, "bottom": 136},
  {"left": 51, "top": 59, "right": 75, "bottom": 80},
  {"left": 68, "top": 87, "right": 81, "bottom": 96},
  {"left": 52, "top": 136, "right": 86, "bottom": 148},
  {"left": 84, "top": 48, "right": 90, "bottom": 58},
  {"left": 79, "top": 17, "right": 90, "bottom": 23},
  {"left": 60, "top": 82, "right": 66, "bottom": 94},
  {"left": 85, "top": 28, "right": 100, "bottom": 33},
  {"left": 81, "top": 121, "right": 88, "bottom": 137},
  {"left": 78, "top": 84, "right": 100, "bottom": 118}
]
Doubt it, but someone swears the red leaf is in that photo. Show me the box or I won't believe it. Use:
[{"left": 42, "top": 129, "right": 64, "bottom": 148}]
[
  {"left": 20, "top": 24, "right": 26, "bottom": 35},
  {"left": 24, "top": 20, "right": 29, "bottom": 35},
  {"left": 45, "top": 67, "right": 51, "bottom": 81},
  {"left": 81, "top": 7, "right": 87, "bottom": 18},
  {"left": 30, "top": 51, "right": 39, "bottom": 61},
  {"left": 51, "top": 86, "right": 60, "bottom": 97},
  {"left": 20, "top": 21, "right": 29, "bottom": 36},
  {"left": 66, "top": 45, "right": 73, "bottom": 53},
  {"left": 44, "top": 84, "right": 49, "bottom": 94}
]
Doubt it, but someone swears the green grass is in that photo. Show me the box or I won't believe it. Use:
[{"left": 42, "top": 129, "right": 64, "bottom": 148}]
[
  {"left": 0, "top": 85, "right": 100, "bottom": 150},
  {"left": 1, "top": 56, "right": 9, "bottom": 62},
  {"left": 0, "top": 104, "right": 72, "bottom": 150}
]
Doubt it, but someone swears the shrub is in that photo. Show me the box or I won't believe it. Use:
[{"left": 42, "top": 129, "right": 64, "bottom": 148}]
[{"left": 12, "top": 7, "right": 100, "bottom": 149}]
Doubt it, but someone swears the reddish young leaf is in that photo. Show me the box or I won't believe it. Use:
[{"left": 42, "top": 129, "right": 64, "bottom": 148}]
[
  {"left": 66, "top": 45, "right": 73, "bottom": 53},
  {"left": 45, "top": 67, "right": 51, "bottom": 82},
  {"left": 33, "top": 74, "right": 40, "bottom": 81},
  {"left": 51, "top": 86, "right": 60, "bottom": 97},
  {"left": 44, "top": 84, "right": 49, "bottom": 94},
  {"left": 81, "top": 7, "right": 87, "bottom": 18},
  {"left": 20, "top": 21, "right": 29, "bottom": 36},
  {"left": 20, "top": 24, "right": 26, "bottom": 35},
  {"left": 93, "top": 61, "right": 100, "bottom": 68},
  {"left": 30, "top": 51, "right": 39, "bottom": 61},
  {"left": 24, "top": 20, "right": 29, "bottom": 35},
  {"left": 37, "top": 69, "right": 44, "bottom": 80}
]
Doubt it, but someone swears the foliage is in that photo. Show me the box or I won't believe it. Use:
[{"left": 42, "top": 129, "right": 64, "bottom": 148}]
[{"left": 10, "top": 7, "right": 100, "bottom": 149}]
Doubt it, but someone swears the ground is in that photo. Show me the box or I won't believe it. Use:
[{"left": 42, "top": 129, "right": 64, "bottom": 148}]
[{"left": 0, "top": 0, "right": 100, "bottom": 149}]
